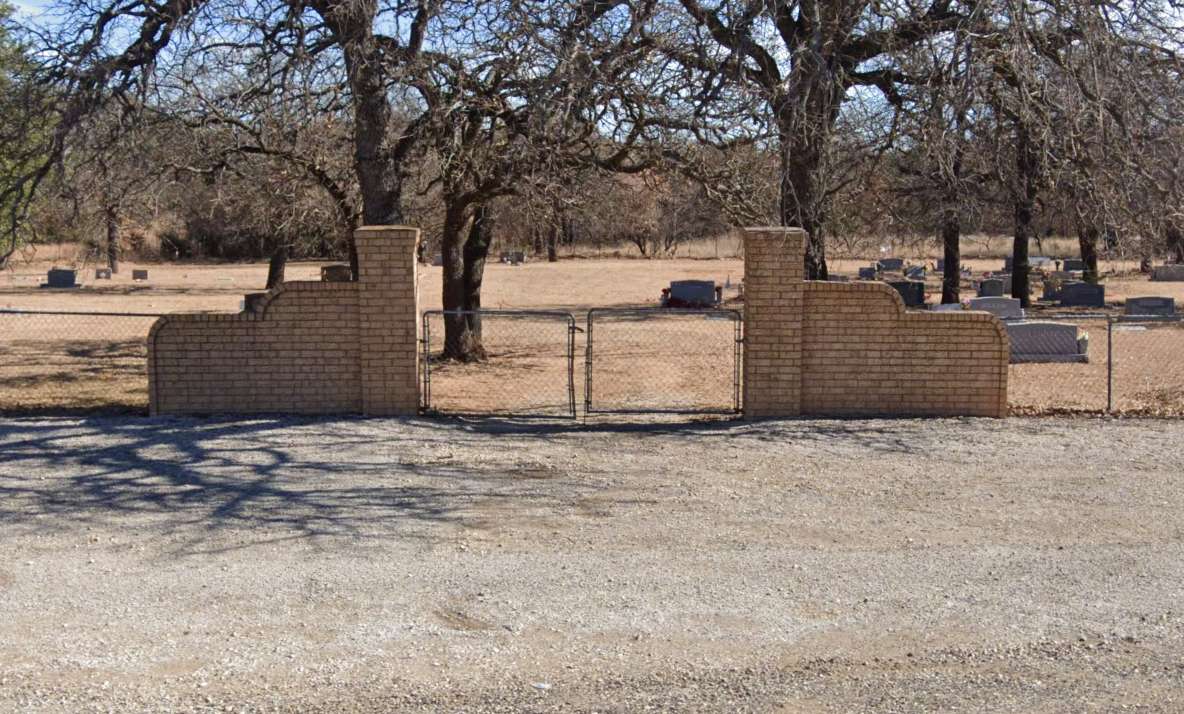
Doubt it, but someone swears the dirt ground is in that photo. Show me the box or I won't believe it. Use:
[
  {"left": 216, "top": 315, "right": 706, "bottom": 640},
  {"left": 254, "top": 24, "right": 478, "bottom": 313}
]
[
  {"left": 1, "top": 415, "right": 1182, "bottom": 712},
  {"left": 3, "top": 249, "right": 1184, "bottom": 415}
]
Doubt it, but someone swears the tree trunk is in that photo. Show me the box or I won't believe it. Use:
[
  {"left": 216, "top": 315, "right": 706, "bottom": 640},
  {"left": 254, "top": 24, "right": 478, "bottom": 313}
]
[
  {"left": 440, "top": 204, "right": 483, "bottom": 361},
  {"left": 1011, "top": 124, "right": 1039, "bottom": 308},
  {"left": 941, "top": 213, "right": 961, "bottom": 304},
  {"left": 776, "top": 80, "right": 840, "bottom": 281},
  {"left": 547, "top": 223, "right": 559, "bottom": 262},
  {"left": 1166, "top": 223, "right": 1184, "bottom": 263},
  {"left": 532, "top": 225, "right": 544, "bottom": 256},
  {"left": 105, "top": 205, "right": 120, "bottom": 273},
  {"left": 461, "top": 204, "right": 493, "bottom": 358},
  {"left": 1077, "top": 225, "right": 1100, "bottom": 284},
  {"left": 265, "top": 244, "right": 287, "bottom": 289}
]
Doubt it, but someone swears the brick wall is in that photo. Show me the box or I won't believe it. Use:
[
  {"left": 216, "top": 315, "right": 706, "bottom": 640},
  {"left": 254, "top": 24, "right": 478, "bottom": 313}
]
[
  {"left": 743, "top": 227, "right": 1009, "bottom": 418},
  {"left": 149, "top": 226, "right": 419, "bottom": 416}
]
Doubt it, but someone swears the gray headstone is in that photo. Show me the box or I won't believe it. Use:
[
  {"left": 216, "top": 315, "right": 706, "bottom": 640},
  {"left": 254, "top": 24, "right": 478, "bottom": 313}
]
[
  {"left": 977, "top": 278, "right": 1005, "bottom": 297},
  {"left": 243, "top": 292, "right": 268, "bottom": 313},
  {"left": 1003, "top": 256, "right": 1013, "bottom": 272},
  {"left": 94, "top": 268, "right": 112, "bottom": 280},
  {"left": 888, "top": 280, "right": 925, "bottom": 307},
  {"left": 930, "top": 302, "right": 964, "bottom": 312},
  {"left": 858, "top": 267, "right": 877, "bottom": 280},
  {"left": 1058, "top": 282, "right": 1105, "bottom": 308},
  {"left": 500, "top": 250, "right": 526, "bottom": 265},
  {"left": 877, "top": 257, "right": 904, "bottom": 272},
  {"left": 1152, "top": 264, "right": 1184, "bottom": 282},
  {"left": 1062, "top": 259, "right": 1085, "bottom": 272},
  {"left": 320, "top": 264, "right": 352, "bottom": 282},
  {"left": 1042, "top": 280, "right": 1062, "bottom": 302},
  {"left": 1031, "top": 256, "right": 1054, "bottom": 270},
  {"left": 45, "top": 269, "right": 77, "bottom": 288},
  {"left": 968, "top": 296, "right": 1024, "bottom": 320},
  {"left": 1124, "top": 296, "right": 1176, "bottom": 317},
  {"left": 132, "top": 269, "right": 149, "bottom": 281},
  {"left": 935, "top": 259, "right": 946, "bottom": 272},
  {"left": 904, "top": 265, "right": 926, "bottom": 280},
  {"left": 431, "top": 254, "right": 444, "bottom": 267},
  {"left": 667, "top": 280, "right": 718, "bottom": 307},
  {"left": 1006, "top": 322, "right": 1089, "bottom": 363}
]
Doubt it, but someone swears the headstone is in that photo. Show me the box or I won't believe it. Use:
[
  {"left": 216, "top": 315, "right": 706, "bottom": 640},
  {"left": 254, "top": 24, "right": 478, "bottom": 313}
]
[
  {"left": 1003, "top": 256, "right": 1013, "bottom": 271},
  {"left": 1049, "top": 270, "right": 1076, "bottom": 282},
  {"left": 1062, "top": 259, "right": 1085, "bottom": 272},
  {"left": 500, "top": 250, "right": 526, "bottom": 265},
  {"left": 858, "top": 267, "right": 877, "bottom": 280},
  {"left": 132, "top": 269, "right": 149, "bottom": 281},
  {"left": 877, "top": 257, "right": 904, "bottom": 272},
  {"left": 888, "top": 280, "right": 925, "bottom": 307},
  {"left": 320, "top": 264, "right": 352, "bottom": 282},
  {"left": 977, "top": 278, "right": 1005, "bottom": 297},
  {"left": 44, "top": 268, "right": 77, "bottom": 289},
  {"left": 1006, "top": 322, "right": 1089, "bottom": 363},
  {"left": 666, "top": 280, "right": 718, "bottom": 307},
  {"left": 1152, "top": 264, "right": 1184, "bottom": 282},
  {"left": 1042, "top": 280, "right": 1062, "bottom": 302},
  {"left": 1058, "top": 281, "right": 1105, "bottom": 308},
  {"left": 935, "top": 259, "right": 945, "bottom": 272},
  {"left": 905, "top": 265, "right": 926, "bottom": 280},
  {"left": 930, "top": 302, "right": 964, "bottom": 312},
  {"left": 1124, "top": 296, "right": 1176, "bottom": 317},
  {"left": 968, "top": 296, "right": 1024, "bottom": 320},
  {"left": 94, "top": 268, "right": 112, "bottom": 280},
  {"left": 242, "top": 292, "right": 268, "bottom": 313},
  {"left": 431, "top": 254, "right": 444, "bottom": 267},
  {"left": 1031, "top": 256, "right": 1054, "bottom": 270}
]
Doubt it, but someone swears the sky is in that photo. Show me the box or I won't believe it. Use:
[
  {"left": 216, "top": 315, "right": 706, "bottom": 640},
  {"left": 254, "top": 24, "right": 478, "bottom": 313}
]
[{"left": 9, "top": 0, "right": 47, "bottom": 18}]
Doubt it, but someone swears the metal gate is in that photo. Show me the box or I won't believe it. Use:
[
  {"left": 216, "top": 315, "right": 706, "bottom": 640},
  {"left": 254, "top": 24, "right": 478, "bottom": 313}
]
[
  {"left": 421, "top": 309, "right": 578, "bottom": 418},
  {"left": 584, "top": 308, "right": 742, "bottom": 414}
]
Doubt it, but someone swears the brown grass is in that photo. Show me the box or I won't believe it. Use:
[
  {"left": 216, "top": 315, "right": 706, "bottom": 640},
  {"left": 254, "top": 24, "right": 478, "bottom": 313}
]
[{"left": 3, "top": 242, "right": 1183, "bottom": 416}]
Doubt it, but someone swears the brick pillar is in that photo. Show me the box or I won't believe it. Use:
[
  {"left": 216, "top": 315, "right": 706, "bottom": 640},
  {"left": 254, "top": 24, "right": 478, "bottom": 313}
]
[
  {"left": 743, "top": 227, "right": 806, "bottom": 418},
  {"left": 355, "top": 225, "right": 420, "bottom": 416}
]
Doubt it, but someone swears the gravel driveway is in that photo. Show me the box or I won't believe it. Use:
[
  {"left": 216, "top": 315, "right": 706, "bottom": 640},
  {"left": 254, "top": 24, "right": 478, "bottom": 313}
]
[{"left": 1, "top": 415, "right": 1182, "bottom": 712}]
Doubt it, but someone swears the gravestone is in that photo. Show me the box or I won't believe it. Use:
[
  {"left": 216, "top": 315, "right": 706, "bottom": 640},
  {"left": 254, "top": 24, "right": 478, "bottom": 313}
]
[
  {"left": 1058, "top": 281, "right": 1105, "bottom": 308},
  {"left": 44, "top": 268, "right": 77, "bottom": 288},
  {"left": 905, "top": 265, "right": 926, "bottom": 280},
  {"left": 242, "top": 292, "right": 268, "bottom": 313},
  {"left": 94, "top": 268, "right": 112, "bottom": 280},
  {"left": 1006, "top": 322, "right": 1089, "bottom": 363},
  {"left": 888, "top": 280, "right": 925, "bottom": 307},
  {"left": 935, "top": 258, "right": 945, "bottom": 272},
  {"left": 877, "top": 257, "right": 904, "bottom": 272},
  {"left": 1042, "top": 280, "right": 1063, "bottom": 301},
  {"left": 1062, "top": 259, "right": 1085, "bottom": 272},
  {"left": 321, "top": 264, "right": 352, "bottom": 282},
  {"left": 858, "top": 267, "right": 877, "bottom": 280},
  {"left": 500, "top": 250, "right": 526, "bottom": 265},
  {"left": 1049, "top": 270, "right": 1076, "bottom": 282},
  {"left": 665, "top": 280, "right": 718, "bottom": 307},
  {"left": 977, "top": 278, "right": 1005, "bottom": 297},
  {"left": 1031, "top": 256, "right": 1054, "bottom": 270},
  {"left": 431, "top": 254, "right": 444, "bottom": 267},
  {"left": 1152, "top": 264, "right": 1184, "bottom": 282},
  {"left": 1124, "top": 296, "right": 1176, "bottom": 317},
  {"left": 968, "top": 296, "right": 1024, "bottom": 320},
  {"left": 930, "top": 302, "right": 964, "bottom": 312},
  {"left": 1003, "top": 257, "right": 1012, "bottom": 271},
  {"left": 132, "top": 269, "right": 149, "bottom": 281}
]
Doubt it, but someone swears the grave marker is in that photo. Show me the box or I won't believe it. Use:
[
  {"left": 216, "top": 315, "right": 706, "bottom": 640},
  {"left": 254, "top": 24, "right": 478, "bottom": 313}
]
[
  {"left": 1124, "top": 296, "right": 1176, "bottom": 317},
  {"left": 1058, "top": 282, "right": 1105, "bottom": 308},
  {"left": 888, "top": 280, "right": 925, "bottom": 307},
  {"left": 132, "top": 269, "right": 149, "bottom": 281},
  {"left": 43, "top": 269, "right": 77, "bottom": 289},
  {"left": 1006, "top": 322, "right": 1089, "bottom": 363},
  {"left": 94, "top": 268, "right": 112, "bottom": 280},
  {"left": 1151, "top": 264, "right": 1184, "bottom": 282},
  {"left": 968, "top": 296, "right": 1024, "bottom": 320}
]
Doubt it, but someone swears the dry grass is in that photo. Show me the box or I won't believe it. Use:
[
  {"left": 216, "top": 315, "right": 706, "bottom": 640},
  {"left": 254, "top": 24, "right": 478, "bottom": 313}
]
[{"left": 3, "top": 242, "right": 1184, "bottom": 416}]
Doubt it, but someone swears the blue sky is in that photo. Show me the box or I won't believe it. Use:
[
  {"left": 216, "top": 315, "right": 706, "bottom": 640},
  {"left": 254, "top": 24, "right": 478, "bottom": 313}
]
[{"left": 9, "top": 0, "right": 47, "bottom": 17}]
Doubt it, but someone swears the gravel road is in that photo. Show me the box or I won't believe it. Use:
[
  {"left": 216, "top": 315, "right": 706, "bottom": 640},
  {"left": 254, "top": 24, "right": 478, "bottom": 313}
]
[{"left": 1, "top": 415, "right": 1182, "bottom": 712}]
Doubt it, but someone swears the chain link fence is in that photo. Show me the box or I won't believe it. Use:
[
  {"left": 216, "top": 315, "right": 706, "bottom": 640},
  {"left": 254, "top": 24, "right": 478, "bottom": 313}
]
[
  {"left": 585, "top": 308, "right": 742, "bottom": 414},
  {"left": 421, "top": 310, "right": 578, "bottom": 418},
  {"left": 0, "top": 309, "right": 163, "bottom": 414},
  {"left": 1007, "top": 313, "right": 1184, "bottom": 416}
]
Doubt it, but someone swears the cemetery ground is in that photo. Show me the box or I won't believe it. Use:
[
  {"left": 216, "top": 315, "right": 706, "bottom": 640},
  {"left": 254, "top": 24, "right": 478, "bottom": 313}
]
[
  {"left": 4, "top": 248, "right": 1184, "bottom": 415},
  {"left": 1, "top": 415, "right": 1183, "bottom": 712}
]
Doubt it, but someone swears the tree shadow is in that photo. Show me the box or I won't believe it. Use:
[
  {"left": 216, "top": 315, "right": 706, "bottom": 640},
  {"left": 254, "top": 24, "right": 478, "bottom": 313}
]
[{"left": 0, "top": 416, "right": 605, "bottom": 556}]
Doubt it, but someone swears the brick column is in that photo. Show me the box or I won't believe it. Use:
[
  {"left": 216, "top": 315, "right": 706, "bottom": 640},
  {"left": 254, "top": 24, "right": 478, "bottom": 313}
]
[
  {"left": 743, "top": 227, "right": 806, "bottom": 418},
  {"left": 355, "top": 225, "right": 420, "bottom": 416}
]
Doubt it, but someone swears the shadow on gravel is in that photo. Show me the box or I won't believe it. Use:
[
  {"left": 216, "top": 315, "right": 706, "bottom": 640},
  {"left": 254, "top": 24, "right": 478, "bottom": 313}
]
[{"left": 0, "top": 416, "right": 603, "bottom": 552}]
